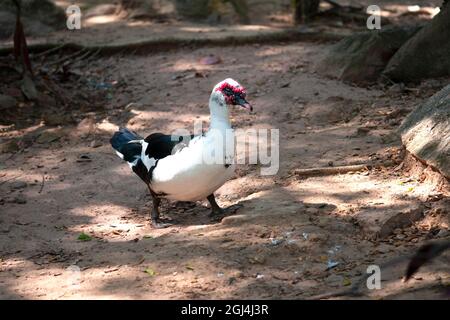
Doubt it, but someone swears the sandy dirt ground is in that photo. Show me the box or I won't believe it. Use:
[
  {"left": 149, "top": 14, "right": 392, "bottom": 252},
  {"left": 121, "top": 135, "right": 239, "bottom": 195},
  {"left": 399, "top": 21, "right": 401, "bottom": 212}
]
[
  {"left": 1, "top": 41, "right": 449, "bottom": 299},
  {"left": 0, "top": 0, "right": 449, "bottom": 300}
]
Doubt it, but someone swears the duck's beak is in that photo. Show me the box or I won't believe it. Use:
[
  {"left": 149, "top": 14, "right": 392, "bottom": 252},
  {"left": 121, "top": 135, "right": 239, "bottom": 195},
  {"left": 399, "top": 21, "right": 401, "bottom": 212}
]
[{"left": 235, "top": 96, "right": 253, "bottom": 112}]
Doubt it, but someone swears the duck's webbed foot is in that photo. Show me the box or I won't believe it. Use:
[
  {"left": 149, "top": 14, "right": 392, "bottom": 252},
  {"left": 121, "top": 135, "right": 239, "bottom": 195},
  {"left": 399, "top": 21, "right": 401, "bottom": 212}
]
[{"left": 151, "top": 218, "right": 172, "bottom": 229}]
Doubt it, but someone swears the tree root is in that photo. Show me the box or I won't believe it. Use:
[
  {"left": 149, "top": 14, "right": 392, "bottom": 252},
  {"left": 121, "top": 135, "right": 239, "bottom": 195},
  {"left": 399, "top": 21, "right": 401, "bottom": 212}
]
[
  {"left": 0, "top": 29, "right": 346, "bottom": 57},
  {"left": 293, "top": 160, "right": 395, "bottom": 177}
]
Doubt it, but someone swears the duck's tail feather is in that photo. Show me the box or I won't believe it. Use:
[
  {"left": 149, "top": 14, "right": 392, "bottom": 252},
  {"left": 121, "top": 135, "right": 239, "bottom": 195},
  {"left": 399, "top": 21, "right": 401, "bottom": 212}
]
[{"left": 110, "top": 128, "right": 143, "bottom": 163}]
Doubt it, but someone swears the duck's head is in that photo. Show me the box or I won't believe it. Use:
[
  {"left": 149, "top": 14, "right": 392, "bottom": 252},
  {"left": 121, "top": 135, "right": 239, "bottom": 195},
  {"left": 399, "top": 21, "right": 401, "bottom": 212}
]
[{"left": 211, "top": 78, "right": 253, "bottom": 112}]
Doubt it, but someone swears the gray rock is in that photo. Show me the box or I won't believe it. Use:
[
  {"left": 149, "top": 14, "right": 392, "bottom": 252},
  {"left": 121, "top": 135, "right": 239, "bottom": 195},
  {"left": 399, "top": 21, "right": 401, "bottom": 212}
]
[
  {"left": 383, "top": 4, "right": 450, "bottom": 82},
  {"left": 316, "top": 25, "right": 421, "bottom": 84},
  {"left": 399, "top": 84, "right": 450, "bottom": 179}
]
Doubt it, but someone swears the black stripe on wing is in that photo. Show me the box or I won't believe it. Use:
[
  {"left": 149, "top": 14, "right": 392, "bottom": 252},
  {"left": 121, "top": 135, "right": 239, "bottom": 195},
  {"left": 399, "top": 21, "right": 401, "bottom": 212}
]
[{"left": 143, "top": 133, "right": 196, "bottom": 160}]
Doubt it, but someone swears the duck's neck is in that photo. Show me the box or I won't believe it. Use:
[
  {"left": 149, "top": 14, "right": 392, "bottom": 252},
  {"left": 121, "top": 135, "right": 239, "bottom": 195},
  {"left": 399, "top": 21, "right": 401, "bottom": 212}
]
[{"left": 209, "top": 96, "right": 231, "bottom": 131}]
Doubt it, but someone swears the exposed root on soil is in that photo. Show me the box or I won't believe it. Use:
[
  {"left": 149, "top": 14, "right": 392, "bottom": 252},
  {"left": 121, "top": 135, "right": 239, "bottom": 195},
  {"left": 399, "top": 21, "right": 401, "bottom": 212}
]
[
  {"left": 293, "top": 160, "right": 395, "bottom": 177},
  {"left": 0, "top": 29, "right": 346, "bottom": 57}
]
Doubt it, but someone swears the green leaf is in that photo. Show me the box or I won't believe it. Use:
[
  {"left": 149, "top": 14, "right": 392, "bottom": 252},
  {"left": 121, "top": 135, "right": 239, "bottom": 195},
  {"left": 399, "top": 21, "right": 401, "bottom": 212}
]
[
  {"left": 77, "top": 232, "right": 92, "bottom": 241},
  {"left": 343, "top": 278, "right": 352, "bottom": 286},
  {"left": 145, "top": 268, "right": 156, "bottom": 276},
  {"left": 143, "top": 235, "right": 153, "bottom": 239}
]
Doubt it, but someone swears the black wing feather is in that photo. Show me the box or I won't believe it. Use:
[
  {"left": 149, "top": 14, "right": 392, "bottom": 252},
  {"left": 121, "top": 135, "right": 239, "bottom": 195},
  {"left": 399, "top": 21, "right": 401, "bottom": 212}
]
[{"left": 143, "top": 133, "right": 196, "bottom": 160}]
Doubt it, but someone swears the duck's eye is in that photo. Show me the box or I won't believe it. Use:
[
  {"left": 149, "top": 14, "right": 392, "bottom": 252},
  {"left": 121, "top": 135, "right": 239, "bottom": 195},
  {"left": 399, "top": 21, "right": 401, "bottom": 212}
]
[{"left": 222, "top": 87, "right": 234, "bottom": 96}]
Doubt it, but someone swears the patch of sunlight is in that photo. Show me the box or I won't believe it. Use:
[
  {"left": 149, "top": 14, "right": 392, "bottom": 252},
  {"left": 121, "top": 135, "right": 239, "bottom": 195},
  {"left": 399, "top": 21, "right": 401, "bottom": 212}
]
[
  {"left": 0, "top": 170, "right": 47, "bottom": 184},
  {"left": 384, "top": 4, "right": 440, "bottom": 17},
  {"left": 254, "top": 47, "right": 285, "bottom": 57},
  {"left": 408, "top": 5, "right": 421, "bottom": 12},
  {"left": 97, "top": 119, "right": 119, "bottom": 133},
  {"left": 430, "top": 7, "right": 441, "bottom": 17},
  {"left": 1, "top": 257, "right": 29, "bottom": 268},
  {"left": 87, "top": 219, "right": 150, "bottom": 240},
  {"left": 70, "top": 203, "right": 127, "bottom": 218},
  {"left": 185, "top": 225, "right": 210, "bottom": 231},
  {"left": 164, "top": 58, "right": 198, "bottom": 72},
  {"left": 231, "top": 25, "right": 273, "bottom": 31},
  {"left": 127, "top": 110, "right": 206, "bottom": 131},
  {"left": 2, "top": 123, "right": 44, "bottom": 139},
  {"left": 53, "top": 0, "right": 71, "bottom": 9},
  {"left": 84, "top": 15, "right": 120, "bottom": 26},
  {"left": 126, "top": 20, "right": 154, "bottom": 27},
  {"left": 128, "top": 109, "right": 141, "bottom": 115},
  {"left": 286, "top": 174, "right": 401, "bottom": 210},
  {"left": 161, "top": 58, "right": 253, "bottom": 72}
]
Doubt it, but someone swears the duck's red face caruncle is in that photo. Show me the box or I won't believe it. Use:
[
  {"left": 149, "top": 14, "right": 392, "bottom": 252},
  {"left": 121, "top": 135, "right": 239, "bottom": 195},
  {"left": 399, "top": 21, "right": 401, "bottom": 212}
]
[{"left": 216, "top": 82, "right": 253, "bottom": 111}]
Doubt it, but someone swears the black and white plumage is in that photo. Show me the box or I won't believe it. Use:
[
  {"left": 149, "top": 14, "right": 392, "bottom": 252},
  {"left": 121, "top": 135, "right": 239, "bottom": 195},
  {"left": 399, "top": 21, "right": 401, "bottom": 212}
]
[{"left": 110, "top": 78, "right": 252, "bottom": 228}]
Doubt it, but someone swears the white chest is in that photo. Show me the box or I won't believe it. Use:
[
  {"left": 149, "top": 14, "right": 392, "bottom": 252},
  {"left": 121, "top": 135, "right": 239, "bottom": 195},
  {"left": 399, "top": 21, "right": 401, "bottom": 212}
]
[{"left": 150, "top": 128, "right": 235, "bottom": 201}]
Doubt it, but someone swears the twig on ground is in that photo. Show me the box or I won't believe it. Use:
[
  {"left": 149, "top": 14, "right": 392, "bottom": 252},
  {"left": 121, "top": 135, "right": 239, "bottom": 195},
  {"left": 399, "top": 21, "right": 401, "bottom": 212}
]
[
  {"left": 38, "top": 175, "right": 45, "bottom": 193},
  {"left": 66, "top": 48, "right": 96, "bottom": 67},
  {"left": 293, "top": 161, "right": 395, "bottom": 177},
  {"left": 84, "top": 48, "right": 101, "bottom": 63},
  {"left": 47, "top": 48, "right": 88, "bottom": 68},
  {"left": 33, "top": 43, "right": 67, "bottom": 58}
]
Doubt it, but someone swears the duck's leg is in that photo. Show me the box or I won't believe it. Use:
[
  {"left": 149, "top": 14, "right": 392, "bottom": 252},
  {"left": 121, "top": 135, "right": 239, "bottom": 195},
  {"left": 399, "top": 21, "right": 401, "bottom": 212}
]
[
  {"left": 207, "top": 193, "right": 225, "bottom": 217},
  {"left": 147, "top": 185, "right": 172, "bottom": 228}
]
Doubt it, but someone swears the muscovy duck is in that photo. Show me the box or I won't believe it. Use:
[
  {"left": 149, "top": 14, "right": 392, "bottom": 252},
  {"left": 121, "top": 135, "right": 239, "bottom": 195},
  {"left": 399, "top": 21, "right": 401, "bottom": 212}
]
[{"left": 110, "top": 78, "right": 252, "bottom": 228}]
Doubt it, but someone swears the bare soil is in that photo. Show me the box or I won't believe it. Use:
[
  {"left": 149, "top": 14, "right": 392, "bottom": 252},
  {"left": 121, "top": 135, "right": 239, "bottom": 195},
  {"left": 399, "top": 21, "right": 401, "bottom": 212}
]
[
  {"left": 1, "top": 40, "right": 449, "bottom": 299},
  {"left": 0, "top": 0, "right": 449, "bottom": 299}
]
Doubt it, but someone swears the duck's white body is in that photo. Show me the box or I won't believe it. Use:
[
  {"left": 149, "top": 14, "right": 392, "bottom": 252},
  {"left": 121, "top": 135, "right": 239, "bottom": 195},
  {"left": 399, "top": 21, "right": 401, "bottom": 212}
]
[{"left": 150, "top": 122, "right": 236, "bottom": 201}]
